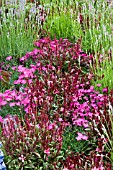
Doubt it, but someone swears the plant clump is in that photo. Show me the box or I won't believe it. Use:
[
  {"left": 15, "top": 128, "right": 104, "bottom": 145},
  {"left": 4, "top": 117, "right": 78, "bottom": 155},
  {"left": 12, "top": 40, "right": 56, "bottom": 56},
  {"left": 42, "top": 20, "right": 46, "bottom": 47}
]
[{"left": 0, "top": 37, "right": 112, "bottom": 169}]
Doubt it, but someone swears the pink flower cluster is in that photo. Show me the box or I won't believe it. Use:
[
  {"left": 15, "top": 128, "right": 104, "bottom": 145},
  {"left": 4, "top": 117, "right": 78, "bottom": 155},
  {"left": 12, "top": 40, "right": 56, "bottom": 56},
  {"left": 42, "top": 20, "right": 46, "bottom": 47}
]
[{"left": 0, "top": 37, "right": 112, "bottom": 168}]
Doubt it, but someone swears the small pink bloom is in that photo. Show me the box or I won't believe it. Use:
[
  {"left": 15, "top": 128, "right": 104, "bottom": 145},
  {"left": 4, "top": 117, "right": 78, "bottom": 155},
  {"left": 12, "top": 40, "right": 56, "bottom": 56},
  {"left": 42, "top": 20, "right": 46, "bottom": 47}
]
[
  {"left": 19, "top": 155, "right": 25, "bottom": 163},
  {"left": 18, "top": 65, "right": 26, "bottom": 72},
  {"left": 16, "top": 102, "right": 21, "bottom": 106},
  {"left": 63, "top": 168, "right": 69, "bottom": 170},
  {"left": 48, "top": 124, "right": 54, "bottom": 130},
  {"left": 34, "top": 41, "right": 40, "bottom": 47},
  {"left": 58, "top": 118, "right": 63, "bottom": 122},
  {"left": 90, "top": 86, "right": 94, "bottom": 90},
  {"left": 20, "top": 79, "right": 26, "bottom": 84},
  {"left": 60, "top": 107, "right": 64, "bottom": 112},
  {"left": 33, "top": 48, "right": 39, "bottom": 55},
  {"left": 6, "top": 56, "right": 12, "bottom": 60},
  {"left": 14, "top": 80, "right": 20, "bottom": 84},
  {"left": 35, "top": 124, "right": 40, "bottom": 129},
  {"left": 28, "top": 79, "right": 32, "bottom": 83},
  {"left": 102, "top": 88, "right": 108, "bottom": 93},
  {"left": 96, "top": 147, "right": 102, "bottom": 152},
  {"left": 76, "top": 132, "right": 88, "bottom": 141},
  {"left": 9, "top": 102, "right": 16, "bottom": 107},
  {"left": 91, "top": 167, "right": 99, "bottom": 170},
  {"left": 91, "top": 166, "right": 104, "bottom": 170},
  {"left": 96, "top": 84, "right": 101, "bottom": 87},
  {"left": 12, "top": 66, "right": 17, "bottom": 71},
  {"left": 20, "top": 56, "right": 25, "bottom": 61},
  {"left": 44, "top": 148, "right": 50, "bottom": 156},
  {"left": 28, "top": 52, "right": 33, "bottom": 56},
  {"left": 58, "top": 137, "right": 62, "bottom": 142},
  {"left": 0, "top": 101, "right": 7, "bottom": 106},
  {"left": 0, "top": 116, "right": 3, "bottom": 123}
]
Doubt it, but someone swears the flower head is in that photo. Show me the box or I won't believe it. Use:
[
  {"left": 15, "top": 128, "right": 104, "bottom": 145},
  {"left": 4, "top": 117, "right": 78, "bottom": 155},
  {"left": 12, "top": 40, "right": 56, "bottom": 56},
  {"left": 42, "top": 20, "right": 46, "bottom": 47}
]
[
  {"left": 6, "top": 56, "right": 12, "bottom": 61},
  {"left": 0, "top": 116, "right": 3, "bottom": 123},
  {"left": 44, "top": 148, "right": 50, "bottom": 156},
  {"left": 76, "top": 132, "right": 88, "bottom": 141}
]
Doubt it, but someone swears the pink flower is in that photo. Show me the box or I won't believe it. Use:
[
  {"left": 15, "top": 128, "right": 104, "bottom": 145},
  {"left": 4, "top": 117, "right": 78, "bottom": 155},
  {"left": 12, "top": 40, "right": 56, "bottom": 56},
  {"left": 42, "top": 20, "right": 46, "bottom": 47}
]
[
  {"left": 0, "top": 101, "right": 7, "bottom": 106},
  {"left": 33, "top": 48, "right": 39, "bottom": 55},
  {"left": 12, "top": 66, "right": 17, "bottom": 71},
  {"left": 20, "top": 79, "right": 26, "bottom": 84},
  {"left": 76, "top": 132, "right": 88, "bottom": 141},
  {"left": 96, "top": 84, "right": 101, "bottom": 87},
  {"left": 18, "top": 65, "right": 26, "bottom": 72},
  {"left": 91, "top": 168, "right": 99, "bottom": 170},
  {"left": 63, "top": 168, "right": 69, "bottom": 170},
  {"left": 19, "top": 155, "right": 25, "bottom": 163},
  {"left": 58, "top": 118, "right": 63, "bottom": 122},
  {"left": 60, "top": 107, "right": 64, "bottom": 112},
  {"left": 44, "top": 148, "right": 50, "bottom": 156},
  {"left": 0, "top": 116, "right": 3, "bottom": 123},
  {"left": 91, "top": 166, "right": 104, "bottom": 170},
  {"left": 102, "top": 87, "right": 108, "bottom": 93},
  {"left": 34, "top": 41, "right": 40, "bottom": 47},
  {"left": 9, "top": 102, "right": 16, "bottom": 107},
  {"left": 20, "top": 56, "right": 26, "bottom": 61},
  {"left": 48, "top": 124, "right": 54, "bottom": 130},
  {"left": 6, "top": 56, "right": 12, "bottom": 60}
]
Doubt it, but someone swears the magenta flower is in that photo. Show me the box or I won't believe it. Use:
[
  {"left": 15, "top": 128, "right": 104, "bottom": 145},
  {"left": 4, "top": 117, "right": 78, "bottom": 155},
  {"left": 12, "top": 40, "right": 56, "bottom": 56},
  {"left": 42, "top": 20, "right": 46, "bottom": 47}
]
[
  {"left": 0, "top": 101, "right": 7, "bottom": 106},
  {"left": 20, "top": 56, "right": 26, "bottom": 61},
  {"left": 63, "top": 167, "right": 69, "bottom": 170},
  {"left": 102, "top": 87, "right": 108, "bottom": 93},
  {"left": 76, "top": 132, "right": 88, "bottom": 141},
  {"left": 9, "top": 102, "right": 16, "bottom": 107},
  {"left": 0, "top": 116, "right": 3, "bottom": 123},
  {"left": 33, "top": 48, "right": 40, "bottom": 55},
  {"left": 91, "top": 166, "right": 104, "bottom": 170},
  {"left": 6, "top": 56, "right": 12, "bottom": 61},
  {"left": 12, "top": 66, "right": 17, "bottom": 71},
  {"left": 48, "top": 123, "right": 54, "bottom": 130},
  {"left": 44, "top": 148, "right": 50, "bottom": 156}
]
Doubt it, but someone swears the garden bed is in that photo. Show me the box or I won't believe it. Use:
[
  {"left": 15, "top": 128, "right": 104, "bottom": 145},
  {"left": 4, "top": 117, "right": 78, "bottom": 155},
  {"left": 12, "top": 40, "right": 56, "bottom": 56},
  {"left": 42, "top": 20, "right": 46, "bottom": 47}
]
[{"left": 0, "top": 0, "right": 113, "bottom": 169}]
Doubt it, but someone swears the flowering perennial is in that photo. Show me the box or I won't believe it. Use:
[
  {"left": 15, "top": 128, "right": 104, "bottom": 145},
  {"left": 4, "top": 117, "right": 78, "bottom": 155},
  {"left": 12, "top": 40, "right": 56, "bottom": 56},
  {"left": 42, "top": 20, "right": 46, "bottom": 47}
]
[{"left": 0, "top": 37, "right": 112, "bottom": 169}]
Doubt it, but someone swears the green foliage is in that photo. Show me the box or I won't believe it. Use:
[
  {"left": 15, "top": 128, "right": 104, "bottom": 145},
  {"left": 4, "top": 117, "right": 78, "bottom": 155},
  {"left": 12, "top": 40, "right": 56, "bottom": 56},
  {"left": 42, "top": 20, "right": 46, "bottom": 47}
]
[
  {"left": 43, "top": 9, "right": 83, "bottom": 42},
  {"left": 0, "top": 0, "right": 113, "bottom": 168},
  {"left": 0, "top": 105, "right": 24, "bottom": 118},
  {"left": 62, "top": 126, "right": 89, "bottom": 153},
  {"left": 91, "top": 58, "right": 113, "bottom": 93},
  {"left": 80, "top": 0, "right": 113, "bottom": 54}
]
